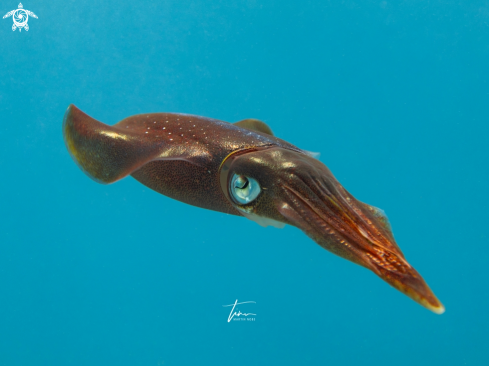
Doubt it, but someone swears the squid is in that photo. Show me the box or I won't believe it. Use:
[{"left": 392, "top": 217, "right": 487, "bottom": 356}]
[{"left": 63, "top": 104, "right": 444, "bottom": 314}]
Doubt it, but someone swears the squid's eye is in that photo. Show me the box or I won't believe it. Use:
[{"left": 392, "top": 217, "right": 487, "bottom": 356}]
[{"left": 230, "top": 174, "right": 261, "bottom": 204}]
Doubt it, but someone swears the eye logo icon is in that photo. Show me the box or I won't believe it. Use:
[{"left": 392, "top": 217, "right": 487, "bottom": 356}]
[{"left": 3, "top": 3, "right": 37, "bottom": 32}]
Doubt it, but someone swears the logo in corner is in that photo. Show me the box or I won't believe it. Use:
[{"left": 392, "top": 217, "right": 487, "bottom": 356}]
[
  {"left": 222, "top": 300, "right": 256, "bottom": 322},
  {"left": 3, "top": 3, "right": 37, "bottom": 32}
]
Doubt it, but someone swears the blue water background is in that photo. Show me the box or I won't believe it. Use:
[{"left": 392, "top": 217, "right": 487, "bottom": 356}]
[{"left": 1, "top": 1, "right": 488, "bottom": 365}]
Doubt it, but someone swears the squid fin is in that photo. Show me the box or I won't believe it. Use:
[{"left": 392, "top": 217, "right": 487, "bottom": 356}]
[
  {"left": 62, "top": 104, "right": 163, "bottom": 184},
  {"left": 234, "top": 119, "right": 274, "bottom": 136}
]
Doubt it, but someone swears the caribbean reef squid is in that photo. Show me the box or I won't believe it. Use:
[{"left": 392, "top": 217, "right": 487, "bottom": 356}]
[{"left": 63, "top": 105, "right": 444, "bottom": 314}]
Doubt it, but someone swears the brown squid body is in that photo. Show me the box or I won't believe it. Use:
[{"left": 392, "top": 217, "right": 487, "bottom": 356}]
[{"left": 63, "top": 104, "right": 444, "bottom": 314}]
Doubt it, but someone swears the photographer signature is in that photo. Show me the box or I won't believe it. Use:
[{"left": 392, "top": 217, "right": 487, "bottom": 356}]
[{"left": 222, "top": 300, "right": 256, "bottom": 322}]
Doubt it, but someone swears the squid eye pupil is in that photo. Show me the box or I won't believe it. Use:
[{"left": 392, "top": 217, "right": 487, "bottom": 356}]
[
  {"left": 234, "top": 176, "right": 249, "bottom": 189},
  {"left": 230, "top": 174, "right": 261, "bottom": 204}
]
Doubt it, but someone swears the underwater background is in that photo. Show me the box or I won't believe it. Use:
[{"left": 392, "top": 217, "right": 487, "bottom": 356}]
[{"left": 1, "top": 0, "right": 488, "bottom": 365}]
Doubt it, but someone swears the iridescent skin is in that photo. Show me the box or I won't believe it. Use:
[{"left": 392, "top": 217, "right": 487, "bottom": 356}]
[{"left": 63, "top": 104, "right": 444, "bottom": 314}]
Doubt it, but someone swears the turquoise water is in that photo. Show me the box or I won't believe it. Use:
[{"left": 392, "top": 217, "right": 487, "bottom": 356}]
[{"left": 1, "top": 1, "right": 488, "bottom": 365}]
